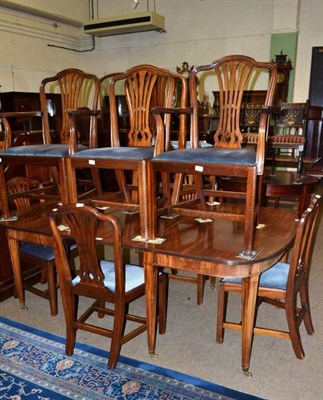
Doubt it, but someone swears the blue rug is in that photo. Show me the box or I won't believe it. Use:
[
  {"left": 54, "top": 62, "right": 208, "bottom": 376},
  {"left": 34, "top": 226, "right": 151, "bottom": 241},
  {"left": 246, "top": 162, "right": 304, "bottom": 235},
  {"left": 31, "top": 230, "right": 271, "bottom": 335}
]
[{"left": 0, "top": 316, "right": 264, "bottom": 399}]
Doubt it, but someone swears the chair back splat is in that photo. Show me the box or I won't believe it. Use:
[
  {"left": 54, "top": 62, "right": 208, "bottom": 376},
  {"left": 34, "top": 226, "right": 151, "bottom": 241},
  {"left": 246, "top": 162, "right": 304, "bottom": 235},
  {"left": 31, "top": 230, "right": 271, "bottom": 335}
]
[
  {"left": 0, "top": 68, "right": 101, "bottom": 218},
  {"left": 216, "top": 194, "right": 321, "bottom": 360},
  {"left": 68, "top": 65, "right": 188, "bottom": 240},
  {"left": 151, "top": 55, "right": 277, "bottom": 257},
  {"left": 49, "top": 203, "right": 168, "bottom": 369}
]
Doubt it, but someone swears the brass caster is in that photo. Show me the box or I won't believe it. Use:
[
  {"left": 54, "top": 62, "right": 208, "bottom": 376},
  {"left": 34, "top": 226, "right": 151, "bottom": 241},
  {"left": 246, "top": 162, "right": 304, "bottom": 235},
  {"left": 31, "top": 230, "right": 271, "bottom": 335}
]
[
  {"left": 149, "top": 351, "right": 159, "bottom": 360},
  {"left": 20, "top": 303, "right": 28, "bottom": 311},
  {"left": 243, "top": 368, "right": 252, "bottom": 378}
]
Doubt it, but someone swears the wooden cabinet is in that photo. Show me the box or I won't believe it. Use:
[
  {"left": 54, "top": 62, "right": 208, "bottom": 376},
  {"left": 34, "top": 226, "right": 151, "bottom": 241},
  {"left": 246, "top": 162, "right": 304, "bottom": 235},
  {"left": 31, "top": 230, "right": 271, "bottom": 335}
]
[
  {"left": 305, "top": 105, "right": 323, "bottom": 163},
  {"left": 0, "top": 91, "right": 61, "bottom": 137},
  {"left": 306, "top": 47, "right": 323, "bottom": 172}
]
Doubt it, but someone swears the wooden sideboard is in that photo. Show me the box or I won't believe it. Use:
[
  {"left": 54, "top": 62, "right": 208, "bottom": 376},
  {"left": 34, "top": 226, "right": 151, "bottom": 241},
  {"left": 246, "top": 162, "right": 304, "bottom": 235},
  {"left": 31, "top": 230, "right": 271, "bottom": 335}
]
[{"left": 0, "top": 91, "right": 62, "bottom": 141}]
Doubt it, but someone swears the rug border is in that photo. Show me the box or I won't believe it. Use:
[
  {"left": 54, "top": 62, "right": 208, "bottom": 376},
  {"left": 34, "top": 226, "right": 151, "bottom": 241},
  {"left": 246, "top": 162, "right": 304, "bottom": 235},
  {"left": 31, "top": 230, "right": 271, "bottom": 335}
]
[{"left": 0, "top": 316, "right": 264, "bottom": 400}]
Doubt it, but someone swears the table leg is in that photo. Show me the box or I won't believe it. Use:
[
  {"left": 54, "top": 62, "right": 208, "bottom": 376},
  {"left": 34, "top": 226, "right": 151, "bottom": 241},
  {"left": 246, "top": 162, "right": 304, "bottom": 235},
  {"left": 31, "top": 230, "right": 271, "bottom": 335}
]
[
  {"left": 241, "top": 274, "right": 259, "bottom": 376},
  {"left": 0, "top": 164, "right": 9, "bottom": 218},
  {"left": 139, "top": 160, "right": 150, "bottom": 240},
  {"left": 7, "top": 236, "right": 27, "bottom": 310},
  {"left": 143, "top": 251, "right": 158, "bottom": 357},
  {"left": 59, "top": 159, "right": 69, "bottom": 204}
]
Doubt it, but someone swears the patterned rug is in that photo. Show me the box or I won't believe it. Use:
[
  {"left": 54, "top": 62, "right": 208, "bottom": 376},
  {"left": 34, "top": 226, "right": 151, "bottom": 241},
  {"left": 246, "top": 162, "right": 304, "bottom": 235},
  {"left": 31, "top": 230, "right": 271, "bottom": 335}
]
[{"left": 0, "top": 316, "right": 263, "bottom": 400}]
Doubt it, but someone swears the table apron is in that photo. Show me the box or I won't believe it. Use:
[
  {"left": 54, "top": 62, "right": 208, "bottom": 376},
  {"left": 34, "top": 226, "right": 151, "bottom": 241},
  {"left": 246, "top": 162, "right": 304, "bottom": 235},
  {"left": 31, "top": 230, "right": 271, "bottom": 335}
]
[
  {"left": 150, "top": 253, "right": 283, "bottom": 278},
  {"left": 6, "top": 230, "right": 53, "bottom": 246}
]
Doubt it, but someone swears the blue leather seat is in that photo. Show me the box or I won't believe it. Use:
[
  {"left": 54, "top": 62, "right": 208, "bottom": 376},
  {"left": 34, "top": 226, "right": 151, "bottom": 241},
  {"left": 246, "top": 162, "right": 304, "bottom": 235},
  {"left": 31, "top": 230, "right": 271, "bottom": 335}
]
[{"left": 221, "top": 261, "right": 289, "bottom": 290}]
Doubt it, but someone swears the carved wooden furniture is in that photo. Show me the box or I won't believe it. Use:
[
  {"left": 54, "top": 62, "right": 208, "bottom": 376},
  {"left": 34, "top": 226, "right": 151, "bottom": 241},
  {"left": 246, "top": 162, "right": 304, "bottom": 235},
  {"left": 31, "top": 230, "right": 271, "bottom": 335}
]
[
  {"left": 0, "top": 69, "right": 100, "bottom": 218},
  {"left": 216, "top": 194, "right": 321, "bottom": 361},
  {"left": 68, "top": 64, "right": 187, "bottom": 240},
  {"left": 267, "top": 101, "right": 310, "bottom": 181},
  {"left": 271, "top": 52, "right": 293, "bottom": 105},
  {"left": 219, "top": 171, "right": 319, "bottom": 218},
  {"left": 0, "top": 200, "right": 296, "bottom": 374},
  {"left": 0, "top": 91, "right": 61, "bottom": 144},
  {"left": 141, "top": 207, "right": 296, "bottom": 375},
  {"left": 6, "top": 176, "right": 78, "bottom": 315},
  {"left": 151, "top": 55, "right": 277, "bottom": 257},
  {"left": 304, "top": 105, "right": 323, "bottom": 177},
  {"left": 7, "top": 176, "right": 58, "bottom": 314},
  {"left": 49, "top": 203, "right": 168, "bottom": 369},
  {"left": 263, "top": 172, "right": 319, "bottom": 217}
]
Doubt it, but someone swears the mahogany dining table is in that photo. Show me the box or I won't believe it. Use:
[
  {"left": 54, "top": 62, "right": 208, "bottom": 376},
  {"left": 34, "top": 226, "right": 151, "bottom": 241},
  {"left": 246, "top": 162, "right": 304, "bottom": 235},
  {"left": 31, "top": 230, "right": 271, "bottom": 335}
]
[{"left": 0, "top": 201, "right": 297, "bottom": 375}]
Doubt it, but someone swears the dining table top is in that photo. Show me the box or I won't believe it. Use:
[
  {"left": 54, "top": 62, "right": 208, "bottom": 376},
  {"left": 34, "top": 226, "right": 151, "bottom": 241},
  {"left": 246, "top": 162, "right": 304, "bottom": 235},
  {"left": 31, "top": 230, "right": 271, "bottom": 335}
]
[
  {"left": 1, "top": 200, "right": 297, "bottom": 276},
  {"left": 0, "top": 200, "right": 298, "bottom": 374}
]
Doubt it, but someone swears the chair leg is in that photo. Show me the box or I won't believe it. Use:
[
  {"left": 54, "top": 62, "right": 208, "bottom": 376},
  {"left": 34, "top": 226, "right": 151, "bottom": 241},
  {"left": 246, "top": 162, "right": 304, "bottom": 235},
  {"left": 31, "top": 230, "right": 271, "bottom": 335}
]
[
  {"left": 197, "top": 274, "right": 206, "bottom": 305},
  {"left": 97, "top": 300, "right": 105, "bottom": 319},
  {"left": 115, "top": 170, "right": 132, "bottom": 204},
  {"left": 39, "top": 268, "right": 47, "bottom": 284},
  {"left": 46, "top": 263, "right": 58, "bottom": 316},
  {"left": 91, "top": 168, "right": 102, "bottom": 196},
  {"left": 158, "top": 273, "right": 168, "bottom": 335},
  {"left": 216, "top": 283, "right": 228, "bottom": 344},
  {"left": 210, "top": 277, "right": 216, "bottom": 289},
  {"left": 300, "top": 281, "right": 314, "bottom": 335},
  {"left": 65, "top": 294, "right": 77, "bottom": 356},
  {"left": 0, "top": 164, "right": 10, "bottom": 218},
  {"left": 108, "top": 301, "right": 126, "bottom": 369},
  {"left": 285, "top": 298, "right": 305, "bottom": 359}
]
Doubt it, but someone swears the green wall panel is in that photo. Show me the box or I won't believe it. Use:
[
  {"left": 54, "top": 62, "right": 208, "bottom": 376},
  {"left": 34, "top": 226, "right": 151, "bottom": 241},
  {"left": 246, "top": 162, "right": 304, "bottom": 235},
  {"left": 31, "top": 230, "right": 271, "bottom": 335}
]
[{"left": 270, "top": 33, "right": 298, "bottom": 102}]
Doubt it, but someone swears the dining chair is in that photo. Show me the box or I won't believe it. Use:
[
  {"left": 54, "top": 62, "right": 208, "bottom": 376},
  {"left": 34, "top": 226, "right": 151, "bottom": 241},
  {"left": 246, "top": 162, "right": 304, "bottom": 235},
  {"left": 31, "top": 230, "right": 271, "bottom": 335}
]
[
  {"left": 216, "top": 193, "right": 321, "bottom": 359},
  {"left": 49, "top": 203, "right": 168, "bottom": 369},
  {"left": 67, "top": 64, "right": 188, "bottom": 240},
  {"left": 70, "top": 66, "right": 208, "bottom": 303},
  {"left": 267, "top": 101, "right": 310, "bottom": 182},
  {"left": 0, "top": 68, "right": 101, "bottom": 219},
  {"left": 151, "top": 55, "right": 277, "bottom": 258},
  {"left": 7, "top": 176, "right": 78, "bottom": 316}
]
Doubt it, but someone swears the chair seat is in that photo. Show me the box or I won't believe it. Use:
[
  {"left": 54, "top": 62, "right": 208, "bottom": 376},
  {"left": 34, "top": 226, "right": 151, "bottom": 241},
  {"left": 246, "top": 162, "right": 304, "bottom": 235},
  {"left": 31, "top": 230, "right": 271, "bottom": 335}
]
[
  {"left": 153, "top": 147, "right": 257, "bottom": 165},
  {"left": 20, "top": 242, "right": 55, "bottom": 261},
  {"left": 72, "top": 260, "right": 145, "bottom": 293},
  {"left": 71, "top": 147, "right": 154, "bottom": 161},
  {"left": 20, "top": 242, "right": 77, "bottom": 262},
  {"left": 221, "top": 262, "right": 289, "bottom": 291},
  {"left": 0, "top": 144, "right": 87, "bottom": 158}
]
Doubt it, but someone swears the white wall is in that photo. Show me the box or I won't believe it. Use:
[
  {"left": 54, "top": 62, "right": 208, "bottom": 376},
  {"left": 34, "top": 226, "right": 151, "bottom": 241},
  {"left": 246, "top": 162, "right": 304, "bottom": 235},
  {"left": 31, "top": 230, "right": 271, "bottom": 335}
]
[
  {"left": 84, "top": 0, "right": 274, "bottom": 75},
  {"left": 0, "top": 0, "right": 89, "bottom": 91},
  {"left": 0, "top": 0, "right": 322, "bottom": 102}
]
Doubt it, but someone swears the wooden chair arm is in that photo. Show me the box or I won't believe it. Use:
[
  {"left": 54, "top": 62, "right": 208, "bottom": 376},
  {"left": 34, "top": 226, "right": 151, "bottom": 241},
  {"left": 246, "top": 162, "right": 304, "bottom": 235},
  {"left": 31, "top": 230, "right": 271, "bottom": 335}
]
[{"left": 67, "top": 109, "right": 100, "bottom": 153}]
